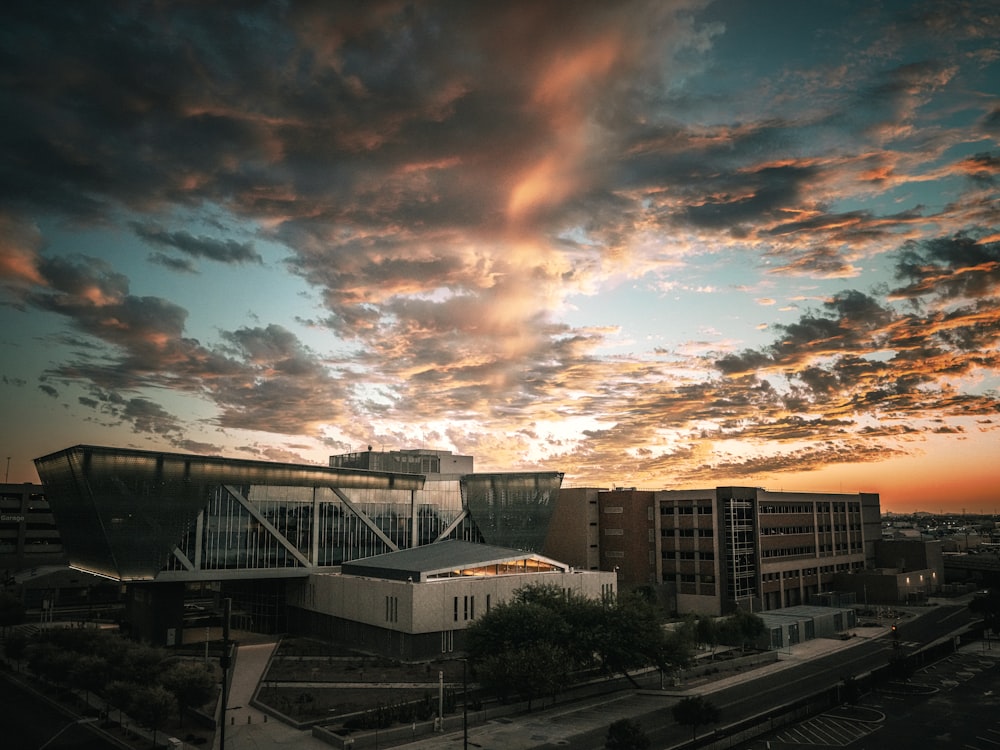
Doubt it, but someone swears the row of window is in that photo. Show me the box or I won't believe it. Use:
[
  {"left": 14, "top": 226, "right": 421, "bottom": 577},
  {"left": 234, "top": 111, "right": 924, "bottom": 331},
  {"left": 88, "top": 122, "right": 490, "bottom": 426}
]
[
  {"left": 662, "top": 550, "right": 715, "bottom": 561},
  {"left": 818, "top": 542, "right": 863, "bottom": 553},
  {"left": 760, "top": 545, "right": 815, "bottom": 558},
  {"left": 661, "top": 528, "right": 714, "bottom": 537},
  {"left": 816, "top": 502, "right": 861, "bottom": 513},
  {"left": 759, "top": 504, "right": 814, "bottom": 514},
  {"left": 760, "top": 526, "right": 813, "bottom": 535},
  {"left": 659, "top": 505, "right": 714, "bottom": 515},
  {"left": 817, "top": 524, "right": 862, "bottom": 533}
]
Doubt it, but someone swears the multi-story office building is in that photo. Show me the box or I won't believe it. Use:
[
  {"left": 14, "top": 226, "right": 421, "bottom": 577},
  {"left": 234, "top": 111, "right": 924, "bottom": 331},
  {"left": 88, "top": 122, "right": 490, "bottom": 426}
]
[
  {"left": 0, "top": 482, "right": 65, "bottom": 573},
  {"left": 596, "top": 487, "right": 881, "bottom": 616}
]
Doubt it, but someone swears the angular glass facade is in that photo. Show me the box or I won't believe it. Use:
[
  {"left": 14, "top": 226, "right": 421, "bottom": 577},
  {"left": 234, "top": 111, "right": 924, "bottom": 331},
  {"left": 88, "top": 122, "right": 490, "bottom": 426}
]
[
  {"left": 463, "top": 473, "right": 562, "bottom": 552},
  {"left": 35, "top": 445, "right": 563, "bottom": 582}
]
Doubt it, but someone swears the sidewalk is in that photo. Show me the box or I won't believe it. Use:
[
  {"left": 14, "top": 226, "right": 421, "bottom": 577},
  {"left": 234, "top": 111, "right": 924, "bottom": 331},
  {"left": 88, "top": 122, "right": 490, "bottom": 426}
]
[{"left": 213, "top": 639, "right": 331, "bottom": 750}]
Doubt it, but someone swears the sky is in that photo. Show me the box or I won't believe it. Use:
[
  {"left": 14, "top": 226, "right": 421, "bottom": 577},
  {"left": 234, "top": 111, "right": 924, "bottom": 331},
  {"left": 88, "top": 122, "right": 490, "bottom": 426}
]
[{"left": 1, "top": 1, "right": 998, "bottom": 513}]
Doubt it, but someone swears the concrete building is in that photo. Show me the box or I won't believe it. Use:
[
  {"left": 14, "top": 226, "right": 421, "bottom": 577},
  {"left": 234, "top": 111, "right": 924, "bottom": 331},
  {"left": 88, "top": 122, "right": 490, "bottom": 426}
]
[
  {"left": 31, "top": 444, "right": 581, "bottom": 647},
  {"left": 0, "top": 482, "right": 65, "bottom": 574},
  {"left": 593, "top": 487, "right": 881, "bottom": 616},
  {"left": 286, "top": 540, "right": 616, "bottom": 659},
  {"left": 828, "top": 538, "right": 944, "bottom": 604}
]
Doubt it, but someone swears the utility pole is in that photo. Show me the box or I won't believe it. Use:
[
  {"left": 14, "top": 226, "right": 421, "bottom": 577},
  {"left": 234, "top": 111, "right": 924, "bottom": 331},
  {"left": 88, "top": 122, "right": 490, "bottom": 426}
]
[{"left": 219, "top": 598, "right": 231, "bottom": 750}]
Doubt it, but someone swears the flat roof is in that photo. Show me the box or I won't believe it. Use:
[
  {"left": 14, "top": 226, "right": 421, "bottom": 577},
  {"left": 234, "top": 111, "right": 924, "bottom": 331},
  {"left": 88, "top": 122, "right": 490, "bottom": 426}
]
[{"left": 341, "top": 540, "right": 568, "bottom": 582}]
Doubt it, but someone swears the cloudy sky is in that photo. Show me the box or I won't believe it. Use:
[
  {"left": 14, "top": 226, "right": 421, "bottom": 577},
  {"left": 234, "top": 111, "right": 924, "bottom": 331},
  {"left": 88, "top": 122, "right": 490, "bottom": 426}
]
[{"left": 2, "top": 1, "right": 998, "bottom": 512}]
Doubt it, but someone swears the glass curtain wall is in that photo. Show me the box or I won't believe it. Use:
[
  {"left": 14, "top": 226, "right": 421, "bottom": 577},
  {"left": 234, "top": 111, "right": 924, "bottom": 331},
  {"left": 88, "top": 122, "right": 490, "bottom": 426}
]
[
  {"left": 724, "top": 498, "right": 757, "bottom": 603},
  {"left": 462, "top": 473, "right": 563, "bottom": 551}
]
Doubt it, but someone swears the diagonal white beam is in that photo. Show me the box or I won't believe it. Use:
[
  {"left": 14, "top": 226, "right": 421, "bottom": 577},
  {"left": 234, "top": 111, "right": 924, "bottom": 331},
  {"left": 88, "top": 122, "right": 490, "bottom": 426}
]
[
  {"left": 330, "top": 486, "right": 399, "bottom": 552},
  {"left": 436, "top": 509, "right": 469, "bottom": 542},
  {"left": 223, "top": 485, "right": 312, "bottom": 569},
  {"left": 171, "top": 546, "right": 195, "bottom": 571}
]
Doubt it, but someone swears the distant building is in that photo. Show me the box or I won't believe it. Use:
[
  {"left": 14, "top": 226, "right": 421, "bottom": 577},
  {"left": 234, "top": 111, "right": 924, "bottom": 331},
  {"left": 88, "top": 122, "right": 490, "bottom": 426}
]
[
  {"left": 0, "top": 482, "right": 65, "bottom": 573},
  {"left": 330, "top": 447, "right": 474, "bottom": 476},
  {"left": 592, "top": 487, "right": 881, "bottom": 616}
]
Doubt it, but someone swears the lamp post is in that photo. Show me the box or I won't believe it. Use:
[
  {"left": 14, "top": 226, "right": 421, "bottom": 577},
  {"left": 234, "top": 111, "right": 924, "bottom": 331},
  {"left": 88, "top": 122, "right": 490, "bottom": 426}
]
[
  {"left": 462, "top": 658, "right": 468, "bottom": 750},
  {"left": 39, "top": 717, "right": 96, "bottom": 749},
  {"left": 219, "top": 598, "right": 232, "bottom": 750}
]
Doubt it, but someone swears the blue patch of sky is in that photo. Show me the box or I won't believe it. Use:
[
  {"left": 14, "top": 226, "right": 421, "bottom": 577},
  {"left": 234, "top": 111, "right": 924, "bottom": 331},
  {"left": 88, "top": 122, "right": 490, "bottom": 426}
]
[
  {"left": 36, "top": 212, "right": 349, "bottom": 358},
  {"left": 559, "top": 249, "right": 782, "bottom": 356}
]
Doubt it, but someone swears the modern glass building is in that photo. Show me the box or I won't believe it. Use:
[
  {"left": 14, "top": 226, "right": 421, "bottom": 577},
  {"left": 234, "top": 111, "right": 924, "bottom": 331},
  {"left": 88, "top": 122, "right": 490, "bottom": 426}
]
[{"left": 33, "top": 445, "right": 564, "bottom": 584}]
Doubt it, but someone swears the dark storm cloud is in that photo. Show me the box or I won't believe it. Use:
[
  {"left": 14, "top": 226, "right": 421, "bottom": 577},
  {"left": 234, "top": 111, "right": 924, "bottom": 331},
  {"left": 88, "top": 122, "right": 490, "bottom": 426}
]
[
  {"left": 893, "top": 233, "right": 1000, "bottom": 300},
  {"left": 131, "top": 223, "right": 262, "bottom": 265},
  {"left": 148, "top": 253, "right": 198, "bottom": 274},
  {"left": 679, "top": 165, "right": 815, "bottom": 230}
]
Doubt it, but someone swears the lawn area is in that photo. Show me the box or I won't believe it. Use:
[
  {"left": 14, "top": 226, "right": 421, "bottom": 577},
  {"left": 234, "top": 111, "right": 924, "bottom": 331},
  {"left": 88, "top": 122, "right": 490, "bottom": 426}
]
[{"left": 257, "top": 638, "right": 468, "bottom": 724}]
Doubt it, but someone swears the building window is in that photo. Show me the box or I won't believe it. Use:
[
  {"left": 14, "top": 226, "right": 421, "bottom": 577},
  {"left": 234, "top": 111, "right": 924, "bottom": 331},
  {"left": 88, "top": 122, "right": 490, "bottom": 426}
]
[
  {"left": 604, "top": 506, "right": 624, "bottom": 514},
  {"left": 453, "top": 597, "right": 458, "bottom": 622},
  {"left": 385, "top": 595, "right": 399, "bottom": 623}
]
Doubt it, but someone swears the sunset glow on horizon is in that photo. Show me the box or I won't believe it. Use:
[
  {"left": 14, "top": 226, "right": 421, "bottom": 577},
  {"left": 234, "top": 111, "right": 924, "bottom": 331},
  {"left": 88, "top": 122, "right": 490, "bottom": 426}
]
[{"left": 1, "top": 1, "right": 998, "bottom": 514}]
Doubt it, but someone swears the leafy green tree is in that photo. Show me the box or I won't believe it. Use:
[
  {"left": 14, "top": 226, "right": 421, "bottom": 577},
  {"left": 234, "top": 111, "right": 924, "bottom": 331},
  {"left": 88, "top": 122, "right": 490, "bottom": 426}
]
[
  {"left": 970, "top": 588, "right": 1000, "bottom": 639},
  {"left": 596, "top": 593, "right": 691, "bottom": 681},
  {"left": 606, "top": 717, "right": 650, "bottom": 750},
  {"left": 695, "top": 615, "right": 720, "bottom": 657},
  {"left": 119, "top": 642, "right": 168, "bottom": 685},
  {"left": 26, "top": 641, "right": 75, "bottom": 685},
  {"left": 130, "top": 684, "right": 175, "bottom": 747},
  {"left": 718, "top": 609, "right": 766, "bottom": 651},
  {"left": 467, "top": 583, "right": 692, "bottom": 703},
  {"left": 103, "top": 680, "right": 138, "bottom": 727},
  {"left": 672, "top": 694, "right": 720, "bottom": 741},
  {"left": 4, "top": 629, "right": 29, "bottom": 671},
  {"left": 466, "top": 598, "right": 570, "bottom": 657},
  {"left": 0, "top": 591, "right": 25, "bottom": 635},
  {"left": 69, "top": 653, "right": 109, "bottom": 705},
  {"left": 161, "top": 660, "right": 216, "bottom": 726},
  {"left": 474, "top": 641, "right": 567, "bottom": 710}
]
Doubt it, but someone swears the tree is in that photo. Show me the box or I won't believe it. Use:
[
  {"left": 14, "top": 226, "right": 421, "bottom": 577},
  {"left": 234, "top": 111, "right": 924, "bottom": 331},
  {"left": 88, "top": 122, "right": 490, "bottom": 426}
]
[
  {"left": 104, "top": 680, "right": 138, "bottom": 727},
  {"left": 466, "top": 583, "right": 692, "bottom": 703},
  {"left": 606, "top": 717, "right": 650, "bottom": 750},
  {"left": 4, "top": 629, "right": 29, "bottom": 671},
  {"left": 695, "top": 615, "right": 720, "bottom": 657},
  {"left": 161, "top": 660, "right": 216, "bottom": 726},
  {"left": 0, "top": 590, "right": 25, "bottom": 635},
  {"left": 672, "top": 694, "right": 720, "bottom": 741},
  {"left": 474, "top": 641, "right": 568, "bottom": 710},
  {"left": 69, "top": 653, "right": 109, "bottom": 706},
  {"left": 130, "top": 684, "right": 175, "bottom": 747},
  {"left": 597, "top": 593, "right": 691, "bottom": 680},
  {"left": 970, "top": 588, "right": 1000, "bottom": 641},
  {"left": 718, "top": 609, "right": 766, "bottom": 651},
  {"left": 466, "top": 598, "right": 570, "bottom": 655}
]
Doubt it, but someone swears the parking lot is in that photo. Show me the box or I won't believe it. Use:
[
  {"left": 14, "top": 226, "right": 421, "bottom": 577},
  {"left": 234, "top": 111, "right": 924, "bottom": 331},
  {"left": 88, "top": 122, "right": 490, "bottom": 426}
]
[{"left": 752, "top": 644, "right": 1000, "bottom": 749}]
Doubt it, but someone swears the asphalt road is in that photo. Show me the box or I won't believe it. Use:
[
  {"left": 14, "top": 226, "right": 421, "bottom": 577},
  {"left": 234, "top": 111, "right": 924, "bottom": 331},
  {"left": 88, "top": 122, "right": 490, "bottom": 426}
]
[
  {"left": 0, "top": 672, "right": 121, "bottom": 750},
  {"left": 532, "top": 604, "right": 976, "bottom": 750}
]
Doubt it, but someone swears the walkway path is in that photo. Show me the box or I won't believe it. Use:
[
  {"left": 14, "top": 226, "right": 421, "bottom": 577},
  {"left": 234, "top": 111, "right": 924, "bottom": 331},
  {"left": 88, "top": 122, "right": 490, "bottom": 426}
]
[{"left": 214, "top": 640, "right": 330, "bottom": 750}]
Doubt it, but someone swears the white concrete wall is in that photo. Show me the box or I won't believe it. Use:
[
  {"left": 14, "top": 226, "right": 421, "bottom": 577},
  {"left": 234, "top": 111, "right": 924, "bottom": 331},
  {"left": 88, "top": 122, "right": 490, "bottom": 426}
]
[{"left": 288, "top": 569, "right": 617, "bottom": 635}]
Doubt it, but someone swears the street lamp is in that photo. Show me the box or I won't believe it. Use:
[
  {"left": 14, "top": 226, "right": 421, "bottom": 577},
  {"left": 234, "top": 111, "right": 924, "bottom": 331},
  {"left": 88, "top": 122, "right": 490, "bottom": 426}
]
[{"left": 39, "top": 717, "right": 97, "bottom": 749}]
